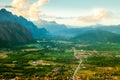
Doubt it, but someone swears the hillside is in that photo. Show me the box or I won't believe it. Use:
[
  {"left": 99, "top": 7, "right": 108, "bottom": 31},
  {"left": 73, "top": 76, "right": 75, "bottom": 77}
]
[
  {"left": 0, "top": 21, "right": 34, "bottom": 47},
  {"left": 97, "top": 25, "right": 120, "bottom": 34},
  {"left": 73, "top": 30, "right": 120, "bottom": 43},
  {"left": 37, "top": 20, "right": 69, "bottom": 37},
  {"left": 0, "top": 9, "right": 49, "bottom": 39}
]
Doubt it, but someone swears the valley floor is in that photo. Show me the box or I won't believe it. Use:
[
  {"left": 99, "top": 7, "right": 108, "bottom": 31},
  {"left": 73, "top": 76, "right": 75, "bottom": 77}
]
[{"left": 0, "top": 40, "right": 120, "bottom": 80}]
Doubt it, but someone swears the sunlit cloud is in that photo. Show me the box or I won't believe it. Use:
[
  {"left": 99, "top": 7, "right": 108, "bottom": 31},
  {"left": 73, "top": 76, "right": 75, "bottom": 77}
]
[
  {"left": 41, "top": 8, "right": 113, "bottom": 27},
  {"left": 27, "top": 0, "right": 48, "bottom": 20},
  {"left": 8, "top": 0, "right": 48, "bottom": 21},
  {"left": 78, "top": 8, "right": 111, "bottom": 23},
  {"left": 0, "top": 3, "right": 1, "bottom": 7},
  {"left": 12, "top": 0, "right": 27, "bottom": 10},
  {"left": 0, "top": 3, "right": 3, "bottom": 8},
  {"left": 1, "top": 0, "right": 119, "bottom": 27}
]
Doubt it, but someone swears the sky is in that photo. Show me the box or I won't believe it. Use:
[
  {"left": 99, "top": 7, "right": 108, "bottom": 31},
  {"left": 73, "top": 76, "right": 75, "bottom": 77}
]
[{"left": 0, "top": 0, "right": 120, "bottom": 27}]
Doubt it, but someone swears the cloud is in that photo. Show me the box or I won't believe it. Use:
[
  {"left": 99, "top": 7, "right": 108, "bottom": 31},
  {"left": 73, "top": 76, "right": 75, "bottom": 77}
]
[
  {"left": 27, "top": 0, "right": 48, "bottom": 20},
  {"left": 8, "top": 0, "right": 48, "bottom": 21},
  {"left": 4, "top": 5, "right": 14, "bottom": 8},
  {"left": 0, "top": 3, "right": 3, "bottom": 8},
  {"left": 11, "top": 0, "right": 27, "bottom": 9},
  {"left": 39, "top": 8, "right": 114, "bottom": 27},
  {"left": 78, "top": 8, "right": 111, "bottom": 23},
  {"left": 0, "top": 3, "right": 14, "bottom": 9}
]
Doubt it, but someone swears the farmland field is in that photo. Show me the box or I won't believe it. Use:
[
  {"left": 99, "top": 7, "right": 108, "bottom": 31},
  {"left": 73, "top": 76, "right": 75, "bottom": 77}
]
[{"left": 0, "top": 40, "right": 120, "bottom": 80}]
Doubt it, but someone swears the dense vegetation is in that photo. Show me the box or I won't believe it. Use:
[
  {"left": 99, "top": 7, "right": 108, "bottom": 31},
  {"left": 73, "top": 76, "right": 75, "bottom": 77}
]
[
  {"left": 0, "top": 40, "right": 77, "bottom": 79},
  {"left": 0, "top": 39, "right": 120, "bottom": 79},
  {"left": 0, "top": 21, "right": 34, "bottom": 47}
]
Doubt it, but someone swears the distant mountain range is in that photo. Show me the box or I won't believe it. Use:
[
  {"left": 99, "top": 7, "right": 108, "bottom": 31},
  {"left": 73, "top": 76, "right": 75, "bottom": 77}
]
[
  {"left": 0, "top": 9, "right": 49, "bottom": 39},
  {"left": 37, "top": 20, "right": 92, "bottom": 37},
  {"left": 0, "top": 8, "right": 120, "bottom": 45},
  {"left": 73, "top": 29, "right": 120, "bottom": 43},
  {"left": 36, "top": 20, "right": 69, "bottom": 37},
  {"left": 0, "top": 21, "right": 34, "bottom": 47},
  {"left": 37, "top": 20, "right": 120, "bottom": 43},
  {"left": 37, "top": 20, "right": 120, "bottom": 39},
  {"left": 96, "top": 25, "right": 120, "bottom": 34}
]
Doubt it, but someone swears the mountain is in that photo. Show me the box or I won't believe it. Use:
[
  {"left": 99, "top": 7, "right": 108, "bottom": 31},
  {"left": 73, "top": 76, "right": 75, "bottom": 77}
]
[
  {"left": 96, "top": 25, "right": 120, "bottom": 34},
  {"left": 36, "top": 20, "right": 90, "bottom": 37},
  {"left": 64, "top": 27, "right": 95, "bottom": 37},
  {"left": 64, "top": 25, "right": 120, "bottom": 38},
  {"left": 71, "top": 24, "right": 120, "bottom": 35},
  {"left": 36, "top": 19, "right": 120, "bottom": 39},
  {"left": 36, "top": 20, "right": 69, "bottom": 36},
  {"left": 0, "top": 21, "right": 34, "bottom": 47},
  {"left": 37, "top": 20, "right": 106, "bottom": 38},
  {"left": 73, "top": 29, "right": 120, "bottom": 43},
  {"left": 0, "top": 9, "right": 49, "bottom": 39}
]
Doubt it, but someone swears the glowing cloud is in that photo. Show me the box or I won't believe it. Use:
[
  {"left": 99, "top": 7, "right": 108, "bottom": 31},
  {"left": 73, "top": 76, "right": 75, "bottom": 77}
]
[
  {"left": 8, "top": 0, "right": 48, "bottom": 21},
  {"left": 27, "top": 0, "right": 48, "bottom": 20},
  {"left": 78, "top": 8, "right": 110, "bottom": 23},
  {"left": 0, "top": 3, "right": 3, "bottom": 8},
  {"left": 12, "top": 0, "right": 27, "bottom": 9}
]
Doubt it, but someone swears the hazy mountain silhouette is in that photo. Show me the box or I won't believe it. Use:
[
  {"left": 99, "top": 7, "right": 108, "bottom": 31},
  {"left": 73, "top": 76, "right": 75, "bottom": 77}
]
[
  {"left": 74, "top": 29, "right": 120, "bottom": 43},
  {"left": 0, "top": 9, "right": 49, "bottom": 39}
]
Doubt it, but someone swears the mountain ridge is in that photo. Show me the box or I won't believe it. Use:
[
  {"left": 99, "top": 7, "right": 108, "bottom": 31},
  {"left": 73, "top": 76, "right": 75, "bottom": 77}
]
[
  {"left": 0, "top": 8, "right": 49, "bottom": 39},
  {"left": 0, "top": 21, "right": 34, "bottom": 47},
  {"left": 73, "top": 29, "right": 120, "bottom": 43}
]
